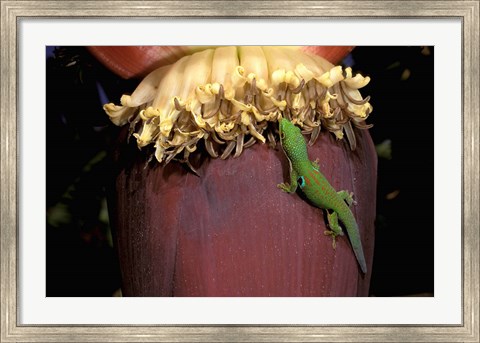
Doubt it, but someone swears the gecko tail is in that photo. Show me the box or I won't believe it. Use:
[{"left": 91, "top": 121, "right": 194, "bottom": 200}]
[
  {"left": 345, "top": 222, "right": 368, "bottom": 274},
  {"left": 354, "top": 248, "right": 368, "bottom": 274}
]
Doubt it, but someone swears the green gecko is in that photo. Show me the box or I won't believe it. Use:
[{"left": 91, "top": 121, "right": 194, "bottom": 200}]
[{"left": 277, "top": 118, "right": 367, "bottom": 274}]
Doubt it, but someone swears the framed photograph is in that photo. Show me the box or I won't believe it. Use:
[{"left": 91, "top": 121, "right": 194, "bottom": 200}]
[{"left": 1, "top": 1, "right": 478, "bottom": 342}]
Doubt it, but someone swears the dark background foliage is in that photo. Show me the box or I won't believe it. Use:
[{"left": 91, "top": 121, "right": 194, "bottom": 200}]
[{"left": 46, "top": 46, "right": 433, "bottom": 296}]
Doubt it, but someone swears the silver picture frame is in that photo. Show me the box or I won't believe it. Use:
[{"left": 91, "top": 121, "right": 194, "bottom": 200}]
[{"left": 1, "top": 1, "right": 478, "bottom": 342}]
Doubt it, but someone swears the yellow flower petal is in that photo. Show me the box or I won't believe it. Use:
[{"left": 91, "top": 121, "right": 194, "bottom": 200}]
[{"left": 105, "top": 46, "right": 373, "bottom": 163}]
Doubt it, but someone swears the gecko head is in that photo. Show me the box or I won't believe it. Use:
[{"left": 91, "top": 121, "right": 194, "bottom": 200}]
[{"left": 279, "top": 118, "right": 304, "bottom": 149}]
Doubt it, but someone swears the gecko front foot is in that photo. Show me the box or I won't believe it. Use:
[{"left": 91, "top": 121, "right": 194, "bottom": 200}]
[
  {"left": 311, "top": 158, "right": 320, "bottom": 170},
  {"left": 277, "top": 182, "right": 292, "bottom": 193}
]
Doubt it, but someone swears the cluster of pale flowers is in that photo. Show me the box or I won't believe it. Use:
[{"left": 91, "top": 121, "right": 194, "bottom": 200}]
[{"left": 104, "top": 46, "right": 372, "bottom": 169}]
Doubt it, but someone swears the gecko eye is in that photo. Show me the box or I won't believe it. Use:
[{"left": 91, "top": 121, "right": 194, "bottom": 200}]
[
  {"left": 297, "top": 176, "right": 305, "bottom": 189},
  {"left": 280, "top": 131, "right": 285, "bottom": 140}
]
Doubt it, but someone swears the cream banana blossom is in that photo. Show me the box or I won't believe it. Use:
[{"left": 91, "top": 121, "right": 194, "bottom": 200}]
[{"left": 104, "top": 46, "right": 373, "bottom": 169}]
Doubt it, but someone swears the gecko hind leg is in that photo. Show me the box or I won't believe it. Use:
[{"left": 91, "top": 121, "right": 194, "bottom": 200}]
[
  {"left": 337, "top": 190, "right": 357, "bottom": 206},
  {"left": 324, "top": 211, "right": 344, "bottom": 249}
]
